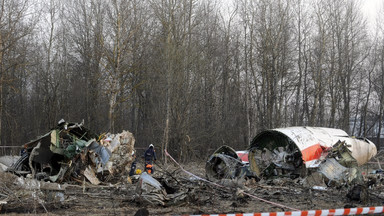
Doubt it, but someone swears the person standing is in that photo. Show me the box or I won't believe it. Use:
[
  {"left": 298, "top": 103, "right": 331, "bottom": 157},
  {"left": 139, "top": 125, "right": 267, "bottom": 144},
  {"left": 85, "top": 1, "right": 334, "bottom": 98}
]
[
  {"left": 129, "top": 151, "right": 137, "bottom": 176},
  {"left": 144, "top": 144, "right": 156, "bottom": 174}
]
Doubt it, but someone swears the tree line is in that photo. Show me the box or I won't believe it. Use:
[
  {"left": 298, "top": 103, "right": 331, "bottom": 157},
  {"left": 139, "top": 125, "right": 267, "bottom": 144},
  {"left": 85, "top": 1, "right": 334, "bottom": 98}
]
[{"left": 1, "top": 0, "right": 384, "bottom": 161}]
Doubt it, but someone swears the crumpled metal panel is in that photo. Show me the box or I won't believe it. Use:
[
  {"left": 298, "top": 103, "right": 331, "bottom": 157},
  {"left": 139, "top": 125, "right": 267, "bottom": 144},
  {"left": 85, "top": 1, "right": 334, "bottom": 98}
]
[
  {"left": 135, "top": 172, "right": 167, "bottom": 205},
  {"left": 318, "top": 158, "right": 347, "bottom": 182}
]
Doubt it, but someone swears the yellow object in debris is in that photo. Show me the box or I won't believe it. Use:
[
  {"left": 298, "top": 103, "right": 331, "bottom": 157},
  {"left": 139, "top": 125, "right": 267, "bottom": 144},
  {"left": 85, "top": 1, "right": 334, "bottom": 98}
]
[
  {"left": 136, "top": 169, "right": 142, "bottom": 175},
  {"left": 98, "top": 133, "right": 106, "bottom": 141}
]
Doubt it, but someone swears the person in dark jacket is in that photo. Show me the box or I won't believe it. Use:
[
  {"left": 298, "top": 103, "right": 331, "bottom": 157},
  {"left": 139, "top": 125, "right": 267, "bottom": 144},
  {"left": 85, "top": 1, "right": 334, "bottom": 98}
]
[
  {"left": 129, "top": 151, "right": 137, "bottom": 176},
  {"left": 144, "top": 144, "right": 156, "bottom": 174}
]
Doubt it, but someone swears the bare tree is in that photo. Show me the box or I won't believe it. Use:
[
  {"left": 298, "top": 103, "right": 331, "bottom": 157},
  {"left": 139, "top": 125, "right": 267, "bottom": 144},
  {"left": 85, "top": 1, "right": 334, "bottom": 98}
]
[{"left": 0, "top": 0, "right": 38, "bottom": 145}]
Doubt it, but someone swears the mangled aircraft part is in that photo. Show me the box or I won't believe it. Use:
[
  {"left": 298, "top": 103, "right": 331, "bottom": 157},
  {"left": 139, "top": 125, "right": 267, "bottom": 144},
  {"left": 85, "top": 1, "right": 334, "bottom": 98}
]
[
  {"left": 133, "top": 171, "right": 190, "bottom": 207},
  {"left": 248, "top": 127, "right": 377, "bottom": 181},
  {"left": 205, "top": 126, "right": 377, "bottom": 187},
  {"left": 6, "top": 120, "right": 135, "bottom": 185},
  {"left": 317, "top": 141, "right": 364, "bottom": 186},
  {"left": 205, "top": 146, "right": 249, "bottom": 180},
  {"left": 135, "top": 172, "right": 167, "bottom": 206},
  {"left": 318, "top": 158, "right": 347, "bottom": 183},
  {"left": 248, "top": 129, "right": 306, "bottom": 178},
  {"left": 326, "top": 140, "right": 358, "bottom": 168},
  {"left": 87, "top": 141, "right": 111, "bottom": 167}
]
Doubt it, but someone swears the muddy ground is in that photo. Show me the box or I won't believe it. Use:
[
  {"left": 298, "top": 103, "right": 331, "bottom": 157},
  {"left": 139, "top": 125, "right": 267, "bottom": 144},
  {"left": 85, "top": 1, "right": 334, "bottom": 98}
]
[{"left": 1, "top": 159, "right": 384, "bottom": 216}]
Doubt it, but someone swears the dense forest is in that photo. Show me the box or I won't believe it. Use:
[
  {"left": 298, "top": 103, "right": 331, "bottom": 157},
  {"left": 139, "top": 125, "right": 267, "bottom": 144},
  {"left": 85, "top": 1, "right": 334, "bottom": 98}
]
[{"left": 0, "top": 0, "right": 383, "bottom": 160}]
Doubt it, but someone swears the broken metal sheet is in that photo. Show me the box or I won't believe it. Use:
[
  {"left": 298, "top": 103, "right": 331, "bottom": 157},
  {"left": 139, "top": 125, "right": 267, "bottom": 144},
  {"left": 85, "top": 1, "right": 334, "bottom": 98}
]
[
  {"left": 304, "top": 140, "right": 362, "bottom": 187},
  {"left": 135, "top": 172, "right": 167, "bottom": 206},
  {"left": 87, "top": 141, "right": 111, "bottom": 167},
  {"left": 318, "top": 158, "right": 348, "bottom": 183},
  {"left": 327, "top": 140, "right": 358, "bottom": 168},
  {"left": 318, "top": 141, "right": 363, "bottom": 186}
]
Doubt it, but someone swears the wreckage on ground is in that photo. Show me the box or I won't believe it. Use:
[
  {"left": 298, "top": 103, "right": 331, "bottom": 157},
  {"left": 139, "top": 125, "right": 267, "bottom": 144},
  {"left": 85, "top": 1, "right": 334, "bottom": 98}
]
[
  {"left": 205, "top": 146, "right": 252, "bottom": 180},
  {"left": 206, "top": 127, "right": 377, "bottom": 185},
  {"left": 6, "top": 120, "right": 135, "bottom": 185}
]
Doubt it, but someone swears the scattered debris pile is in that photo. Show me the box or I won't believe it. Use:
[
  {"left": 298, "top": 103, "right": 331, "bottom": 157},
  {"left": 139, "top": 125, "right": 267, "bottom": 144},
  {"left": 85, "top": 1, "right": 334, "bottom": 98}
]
[
  {"left": 1, "top": 125, "right": 384, "bottom": 215},
  {"left": 206, "top": 127, "right": 377, "bottom": 188},
  {"left": 134, "top": 172, "right": 189, "bottom": 206},
  {"left": 6, "top": 120, "right": 135, "bottom": 185},
  {"left": 1, "top": 155, "right": 384, "bottom": 214}
]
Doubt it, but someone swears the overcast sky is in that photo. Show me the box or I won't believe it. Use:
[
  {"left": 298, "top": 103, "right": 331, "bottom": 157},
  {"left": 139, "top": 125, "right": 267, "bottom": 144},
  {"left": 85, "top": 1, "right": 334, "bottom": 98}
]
[
  {"left": 362, "top": 0, "right": 383, "bottom": 30},
  {"left": 220, "top": 0, "right": 383, "bottom": 29}
]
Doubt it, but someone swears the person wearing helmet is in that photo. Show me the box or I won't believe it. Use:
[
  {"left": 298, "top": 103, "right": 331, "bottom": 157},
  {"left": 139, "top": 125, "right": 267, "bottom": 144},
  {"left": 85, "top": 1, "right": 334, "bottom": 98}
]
[{"left": 144, "top": 144, "right": 156, "bottom": 174}]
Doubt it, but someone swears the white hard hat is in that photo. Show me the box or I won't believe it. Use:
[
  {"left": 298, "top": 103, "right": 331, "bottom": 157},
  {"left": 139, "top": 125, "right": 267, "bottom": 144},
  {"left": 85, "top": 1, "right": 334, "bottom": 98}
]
[
  {"left": 105, "top": 137, "right": 112, "bottom": 142},
  {"left": 149, "top": 144, "right": 154, "bottom": 148},
  {"left": 131, "top": 151, "right": 135, "bottom": 156}
]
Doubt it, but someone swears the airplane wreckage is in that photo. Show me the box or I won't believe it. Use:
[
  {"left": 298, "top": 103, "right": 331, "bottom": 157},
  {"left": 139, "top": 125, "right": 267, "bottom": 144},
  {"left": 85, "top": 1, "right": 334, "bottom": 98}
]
[
  {"left": 206, "top": 127, "right": 377, "bottom": 186},
  {"left": 0, "top": 123, "right": 382, "bottom": 213},
  {"left": 6, "top": 120, "right": 135, "bottom": 184},
  {"left": 5, "top": 122, "right": 376, "bottom": 187}
]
